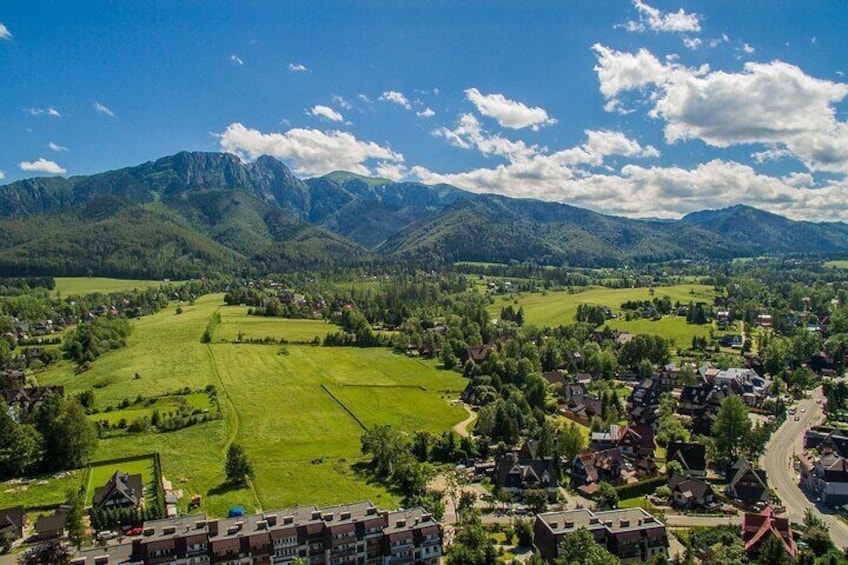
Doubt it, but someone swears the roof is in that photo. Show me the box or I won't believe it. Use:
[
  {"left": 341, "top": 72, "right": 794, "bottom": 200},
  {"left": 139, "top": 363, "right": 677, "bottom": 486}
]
[
  {"left": 36, "top": 509, "right": 68, "bottom": 534},
  {"left": 496, "top": 453, "right": 557, "bottom": 490},
  {"left": 92, "top": 471, "right": 144, "bottom": 509},
  {"left": 575, "top": 448, "right": 622, "bottom": 483},
  {"left": 728, "top": 457, "right": 769, "bottom": 503},
  {"left": 667, "top": 441, "right": 707, "bottom": 473},
  {"left": 742, "top": 508, "right": 796, "bottom": 557},
  {"left": 668, "top": 473, "right": 713, "bottom": 500},
  {"left": 0, "top": 506, "right": 25, "bottom": 535}
]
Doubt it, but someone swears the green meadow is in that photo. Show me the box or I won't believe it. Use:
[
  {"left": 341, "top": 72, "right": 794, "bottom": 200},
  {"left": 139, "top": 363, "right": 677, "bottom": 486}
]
[
  {"left": 84, "top": 456, "right": 157, "bottom": 504},
  {"left": 488, "top": 284, "right": 722, "bottom": 341},
  {"left": 215, "top": 307, "right": 333, "bottom": 343},
  {"left": 52, "top": 277, "right": 169, "bottom": 297},
  {"left": 36, "top": 294, "right": 467, "bottom": 517}
]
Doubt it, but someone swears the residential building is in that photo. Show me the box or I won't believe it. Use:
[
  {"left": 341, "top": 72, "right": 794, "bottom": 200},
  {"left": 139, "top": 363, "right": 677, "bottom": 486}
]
[
  {"left": 667, "top": 474, "right": 714, "bottom": 509},
  {"left": 495, "top": 452, "right": 558, "bottom": 493},
  {"left": 742, "top": 508, "right": 796, "bottom": 559},
  {"left": 35, "top": 506, "right": 69, "bottom": 541},
  {"left": 800, "top": 453, "right": 848, "bottom": 507},
  {"left": 73, "top": 501, "right": 441, "bottom": 565},
  {"left": 534, "top": 507, "right": 668, "bottom": 563},
  {"left": 92, "top": 471, "right": 145, "bottom": 512},
  {"left": 726, "top": 457, "right": 769, "bottom": 505},
  {"left": 0, "top": 506, "right": 26, "bottom": 541},
  {"left": 666, "top": 442, "right": 707, "bottom": 478}
]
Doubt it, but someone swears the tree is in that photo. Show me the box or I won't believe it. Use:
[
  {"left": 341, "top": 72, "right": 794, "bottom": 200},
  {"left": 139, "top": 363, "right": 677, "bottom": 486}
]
[
  {"left": 33, "top": 397, "right": 97, "bottom": 472},
  {"left": 65, "top": 488, "right": 86, "bottom": 549},
  {"left": 555, "top": 528, "right": 619, "bottom": 565},
  {"left": 524, "top": 489, "right": 548, "bottom": 513},
  {"left": 712, "top": 395, "right": 751, "bottom": 467},
  {"left": 360, "top": 425, "right": 407, "bottom": 478},
  {"left": 596, "top": 481, "right": 619, "bottom": 510},
  {"left": 225, "top": 444, "right": 254, "bottom": 484},
  {"left": 756, "top": 534, "right": 791, "bottom": 565},
  {"left": 514, "top": 519, "right": 534, "bottom": 547},
  {"left": 17, "top": 542, "right": 72, "bottom": 565},
  {"left": 0, "top": 408, "right": 42, "bottom": 477},
  {"left": 558, "top": 422, "right": 586, "bottom": 463}
]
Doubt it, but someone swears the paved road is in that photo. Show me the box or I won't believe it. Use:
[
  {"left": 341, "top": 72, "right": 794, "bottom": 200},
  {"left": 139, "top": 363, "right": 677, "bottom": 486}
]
[{"left": 761, "top": 387, "right": 848, "bottom": 550}]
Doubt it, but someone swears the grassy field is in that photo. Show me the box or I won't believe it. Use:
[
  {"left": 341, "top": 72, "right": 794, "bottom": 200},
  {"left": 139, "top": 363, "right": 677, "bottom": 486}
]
[
  {"left": 825, "top": 260, "right": 848, "bottom": 269},
  {"left": 216, "top": 307, "right": 333, "bottom": 343},
  {"left": 37, "top": 295, "right": 468, "bottom": 517},
  {"left": 90, "top": 393, "right": 211, "bottom": 426},
  {"left": 84, "top": 456, "right": 156, "bottom": 505},
  {"left": 488, "top": 284, "right": 722, "bottom": 341},
  {"left": 52, "top": 277, "right": 168, "bottom": 297},
  {"left": 0, "top": 471, "right": 83, "bottom": 509}
]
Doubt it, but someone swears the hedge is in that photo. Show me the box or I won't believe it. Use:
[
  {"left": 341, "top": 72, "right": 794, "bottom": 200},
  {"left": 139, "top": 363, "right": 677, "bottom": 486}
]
[{"left": 614, "top": 476, "right": 667, "bottom": 499}]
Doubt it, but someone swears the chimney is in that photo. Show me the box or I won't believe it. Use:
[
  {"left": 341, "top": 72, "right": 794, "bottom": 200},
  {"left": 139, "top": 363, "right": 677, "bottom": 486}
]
[
  {"left": 366, "top": 507, "right": 377, "bottom": 516},
  {"left": 340, "top": 511, "right": 352, "bottom": 520},
  {"left": 564, "top": 521, "right": 573, "bottom": 528},
  {"left": 323, "top": 513, "right": 333, "bottom": 522},
  {"left": 283, "top": 516, "right": 294, "bottom": 525},
  {"left": 264, "top": 514, "right": 277, "bottom": 527},
  {"left": 162, "top": 526, "right": 176, "bottom": 535},
  {"left": 195, "top": 520, "right": 207, "bottom": 530},
  {"left": 421, "top": 514, "right": 431, "bottom": 522},
  {"left": 143, "top": 528, "right": 155, "bottom": 537},
  {"left": 311, "top": 511, "right": 322, "bottom": 520},
  {"left": 208, "top": 520, "right": 219, "bottom": 535},
  {"left": 396, "top": 519, "right": 407, "bottom": 528},
  {"left": 256, "top": 520, "right": 268, "bottom": 531}
]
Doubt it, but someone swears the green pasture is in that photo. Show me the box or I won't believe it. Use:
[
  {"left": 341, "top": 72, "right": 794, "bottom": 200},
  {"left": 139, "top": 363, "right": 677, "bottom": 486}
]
[
  {"left": 36, "top": 295, "right": 468, "bottom": 517},
  {"left": 90, "top": 393, "right": 211, "bottom": 426},
  {"left": 0, "top": 470, "right": 83, "bottom": 510},
  {"left": 52, "top": 277, "right": 168, "bottom": 297},
  {"left": 825, "top": 260, "right": 848, "bottom": 270},
  {"left": 488, "top": 284, "right": 719, "bottom": 329},
  {"left": 216, "top": 307, "right": 332, "bottom": 343}
]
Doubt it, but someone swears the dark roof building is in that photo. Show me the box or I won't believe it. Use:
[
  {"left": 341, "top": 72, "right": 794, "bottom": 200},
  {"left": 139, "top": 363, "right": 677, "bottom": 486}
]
[
  {"left": 92, "top": 471, "right": 144, "bottom": 512},
  {"left": 495, "top": 452, "right": 558, "bottom": 492},
  {"left": 667, "top": 474, "right": 714, "bottom": 509},
  {"left": 667, "top": 442, "right": 707, "bottom": 477},
  {"left": 742, "top": 508, "right": 796, "bottom": 559},
  {"left": 0, "top": 506, "right": 26, "bottom": 541},
  {"left": 727, "top": 457, "right": 769, "bottom": 505}
]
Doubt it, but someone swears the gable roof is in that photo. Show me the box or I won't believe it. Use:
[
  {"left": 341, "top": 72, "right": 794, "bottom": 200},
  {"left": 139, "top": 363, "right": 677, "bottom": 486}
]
[
  {"left": 667, "top": 442, "right": 707, "bottom": 473},
  {"left": 668, "top": 473, "right": 713, "bottom": 500},
  {"left": 575, "top": 448, "right": 623, "bottom": 484},
  {"left": 742, "top": 508, "right": 796, "bottom": 557},
  {"left": 0, "top": 506, "right": 25, "bottom": 537},
  {"left": 495, "top": 453, "right": 557, "bottom": 490},
  {"left": 92, "top": 470, "right": 144, "bottom": 510},
  {"left": 728, "top": 457, "right": 769, "bottom": 503}
]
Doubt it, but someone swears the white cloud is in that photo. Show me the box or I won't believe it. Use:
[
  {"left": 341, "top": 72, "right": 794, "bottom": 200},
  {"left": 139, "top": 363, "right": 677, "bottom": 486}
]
[
  {"left": 433, "top": 113, "right": 539, "bottom": 160},
  {"left": 288, "top": 63, "right": 308, "bottom": 72},
  {"left": 48, "top": 142, "right": 68, "bottom": 152},
  {"left": 683, "top": 37, "right": 702, "bottom": 50},
  {"left": 464, "top": 88, "right": 556, "bottom": 130},
  {"left": 19, "top": 158, "right": 66, "bottom": 175},
  {"left": 0, "top": 22, "right": 11, "bottom": 40},
  {"left": 25, "top": 107, "right": 61, "bottom": 118},
  {"left": 379, "top": 90, "right": 411, "bottom": 110},
  {"left": 230, "top": 54, "right": 244, "bottom": 66},
  {"left": 594, "top": 45, "right": 848, "bottom": 173},
  {"left": 416, "top": 107, "right": 436, "bottom": 118},
  {"left": 742, "top": 43, "right": 755, "bottom": 54},
  {"left": 332, "top": 95, "right": 352, "bottom": 110},
  {"left": 375, "top": 162, "right": 408, "bottom": 181},
  {"left": 357, "top": 94, "right": 373, "bottom": 103},
  {"left": 0, "top": 170, "right": 5, "bottom": 181},
  {"left": 93, "top": 101, "right": 116, "bottom": 118},
  {"left": 216, "top": 122, "right": 403, "bottom": 177},
  {"left": 626, "top": 0, "right": 701, "bottom": 33},
  {"left": 308, "top": 105, "right": 344, "bottom": 122}
]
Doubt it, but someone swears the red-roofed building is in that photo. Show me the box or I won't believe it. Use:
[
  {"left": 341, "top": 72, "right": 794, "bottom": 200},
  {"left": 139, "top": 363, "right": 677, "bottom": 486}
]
[{"left": 742, "top": 508, "right": 796, "bottom": 559}]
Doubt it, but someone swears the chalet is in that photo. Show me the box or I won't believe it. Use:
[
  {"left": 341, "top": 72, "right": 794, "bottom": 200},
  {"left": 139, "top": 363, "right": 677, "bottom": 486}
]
[
  {"left": 726, "top": 457, "right": 769, "bottom": 505},
  {"left": 571, "top": 448, "right": 626, "bottom": 491},
  {"left": 0, "top": 506, "right": 26, "bottom": 541},
  {"left": 561, "top": 383, "right": 588, "bottom": 403},
  {"left": 2, "top": 386, "right": 64, "bottom": 423},
  {"left": 36, "top": 507, "right": 69, "bottom": 541},
  {"left": 742, "top": 508, "right": 796, "bottom": 560},
  {"left": 541, "top": 371, "right": 567, "bottom": 389},
  {"left": 495, "top": 452, "right": 558, "bottom": 493},
  {"left": 627, "top": 377, "right": 663, "bottom": 424},
  {"left": 92, "top": 471, "right": 145, "bottom": 512},
  {"left": 573, "top": 372, "right": 593, "bottom": 385},
  {"left": 566, "top": 393, "right": 603, "bottom": 421},
  {"left": 805, "top": 428, "right": 848, "bottom": 458},
  {"left": 590, "top": 424, "right": 654, "bottom": 459},
  {"left": 666, "top": 442, "right": 707, "bottom": 478},
  {"left": 534, "top": 508, "right": 668, "bottom": 564},
  {"left": 461, "top": 344, "right": 494, "bottom": 365},
  {"left": 667, "top": 474, "right": 714, "bottom": 509}
]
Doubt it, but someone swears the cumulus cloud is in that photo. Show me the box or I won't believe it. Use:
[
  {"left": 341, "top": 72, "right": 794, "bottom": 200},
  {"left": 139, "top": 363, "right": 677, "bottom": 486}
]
[
  {"left": 594, "top": 44, "right": 848, "bottom": 173},
  {"left": 625, "top": 0, "right": 701, "bottom": 33},
  {"left": 93, "top": 101, "right": 116, "bottom": 118},
  {"left": 308, "top": 105, "right": 344, "bottom": 122},
  {"left": 0, "top": 22, "right": 10, "bottom": 40},
  {"left": 0, "top": 170, "right": 5, "bottom": 181},
  {"left": 379, "top": 90, "right": 411, "bottom": 110},
  {"left": 433, "top": 113, "right": 540, "bottom": 161},
  {"left": 464, "top": 88, "right": 556, "bottom": 130},
  {"left": 19, "top": 158, "right": 66, "bottom": 175},
  {"left": 25, "top": 107, "right": 61, "bottom": 118},
  {"left": 48, "top": 142, "right": 68, "bottom": 152},
  {"left": 416, "top": 107, "right": 436, "bottom": 118},
  {"left": 375, "top": 162, "right": 408, "bottom": 181},
  {"left": 229, "top": 54, "right": 244, "bottom": 66},
  {"left": 216, "top": 122, "right": 403, "bottom": 177},
  {"left": 288, "top": 62, "right": 308, "bottom": 72}
]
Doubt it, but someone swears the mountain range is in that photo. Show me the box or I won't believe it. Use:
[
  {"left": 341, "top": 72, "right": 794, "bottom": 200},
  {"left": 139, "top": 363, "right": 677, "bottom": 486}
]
[{"left": 0, "top": 151, "right": 846, "bottom": 278}]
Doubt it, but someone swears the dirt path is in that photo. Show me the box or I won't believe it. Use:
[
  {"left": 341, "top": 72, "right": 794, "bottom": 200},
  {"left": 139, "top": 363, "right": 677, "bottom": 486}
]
[{"left": 452, "top": 404, "right": 476, "bottom": 438}]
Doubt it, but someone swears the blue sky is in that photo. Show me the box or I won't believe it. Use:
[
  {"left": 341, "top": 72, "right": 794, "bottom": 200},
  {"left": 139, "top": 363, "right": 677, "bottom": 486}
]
[{"left": 1, "top": 1, "right": 847, "bottom": 220}]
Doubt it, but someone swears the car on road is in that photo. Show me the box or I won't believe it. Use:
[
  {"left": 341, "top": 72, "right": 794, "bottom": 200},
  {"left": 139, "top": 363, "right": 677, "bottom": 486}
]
[
  {"left": 789, "top": 408, "right": 797, "bottom": 415},
  {"left": 794, "top": 416, "right": 801, "bottom": 421},
  {"left": 801, "top": 407, "right": 807, "bottom": 412}
]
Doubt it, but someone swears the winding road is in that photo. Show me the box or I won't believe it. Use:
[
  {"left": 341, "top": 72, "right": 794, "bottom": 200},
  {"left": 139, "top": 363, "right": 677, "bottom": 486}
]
[{"left": 761, "top": 386, "right": 848, "bottom": 549}]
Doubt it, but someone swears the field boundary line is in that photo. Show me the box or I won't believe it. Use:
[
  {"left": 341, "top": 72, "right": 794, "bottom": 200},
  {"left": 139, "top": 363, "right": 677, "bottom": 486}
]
[
  {"left": 320, "top": 384, "right": 368, "bottom": 431},
  {"left": 339, "top": 384, "right": 427, "bottom": 392}
]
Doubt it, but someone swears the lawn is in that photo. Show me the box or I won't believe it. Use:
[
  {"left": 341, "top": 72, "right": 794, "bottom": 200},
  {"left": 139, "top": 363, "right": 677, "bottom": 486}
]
[
  {"left": 488, "top": 284, "right": 719, "bottom": 328},
  {"left": 52, "top": 277, "right": 168, "bottom": 297},
  {"left": 606, "top": 316, "right": 719, "bottom": 347},
  {"left": 85, "top": 456, "right": 156, "bottom": 506},
  {"left": 825, "top": 260, "right": 848, "bottom": 269},
  {"left": 36, "top": 296, "right": 469, "bottom": 517},
  {"left": 0, "top": 471, "right": 83, "bottom": 509},
  {"left": 216, "top": 307, "right": 333, "bottom": 343}
]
